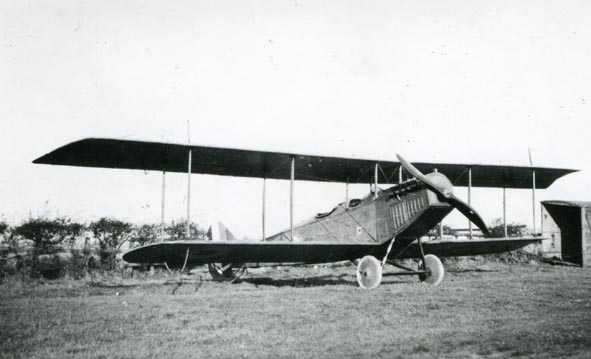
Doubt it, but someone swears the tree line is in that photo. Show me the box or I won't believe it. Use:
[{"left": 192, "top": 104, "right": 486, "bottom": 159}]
[{"left": 0, "top": 217, "right": 207, "bottom": 280}]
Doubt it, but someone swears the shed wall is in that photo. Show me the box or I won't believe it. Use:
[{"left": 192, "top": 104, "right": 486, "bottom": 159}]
[
  {"left": 583, "top": 207, "right": 591, "bottom": 266},
  {"left": 541, "top": 206, "right": 561, "bottom": 258},
  {"left": 542, "top": 203, "right": 583, "bottom": 265}
]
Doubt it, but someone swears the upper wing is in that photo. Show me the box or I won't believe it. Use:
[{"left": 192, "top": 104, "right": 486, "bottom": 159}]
[
  {"left": 34, "top": 138, "right": 577, "bottom": 188},
  {"left": 399, "top": 237, "right": 541, "bottom": 259}
]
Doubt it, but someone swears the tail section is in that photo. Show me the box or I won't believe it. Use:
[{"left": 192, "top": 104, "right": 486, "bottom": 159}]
[{"left": 207, "top": 222, "right": 238, "bottom": 241}]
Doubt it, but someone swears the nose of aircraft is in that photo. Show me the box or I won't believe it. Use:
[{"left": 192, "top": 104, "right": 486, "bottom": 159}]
[
  {"left": 424, "top": 172, "right": 454, "bottom": 199},
  {"left": 397, "top": 154, "right": 490, "bottom": 236}
]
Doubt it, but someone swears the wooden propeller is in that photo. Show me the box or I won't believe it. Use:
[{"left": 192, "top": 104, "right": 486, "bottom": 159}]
[{"left": 397, "top": 154, "right": 490, "bottom": 236}]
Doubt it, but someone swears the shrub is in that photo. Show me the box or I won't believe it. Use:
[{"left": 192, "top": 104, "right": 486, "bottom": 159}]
[
  {"left": 165, "top": 220, "right": 207, "bottom": 241},
  {"left": 489, "top": 218, "right": 528, "bottom": 238},
  {"left": 89, "top": 218, "right": 134, "bottom": 270},
  {"left": 133, "top": 224, "right": 162, "bottom": 247},
  {"left": 12, "top": 218, "right": 83, "bottom": 252},
  {"left": 0, "top": 221, "right": 8, "bottom": 237},
  {"left": 65, "top": 250, "right": 91, "bottom": 279}
]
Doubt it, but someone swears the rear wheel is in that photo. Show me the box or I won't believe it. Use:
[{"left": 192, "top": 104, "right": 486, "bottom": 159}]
[
  {"left": 356, "top": 255, "right": 382, "bottom": 289},
  {"left": 419, "top": 254, "right": 444, "bottom": 286},
  {"left": 208, "top": 263, "right": 246, "bottom": 283}
]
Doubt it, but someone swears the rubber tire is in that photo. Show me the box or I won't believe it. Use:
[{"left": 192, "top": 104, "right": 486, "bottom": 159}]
[
  {"left": 419, "top": 254, "right": 444, "bottom": 286},
  {"left": 356, "top": 255, "right": 383, "bottom": 289}
]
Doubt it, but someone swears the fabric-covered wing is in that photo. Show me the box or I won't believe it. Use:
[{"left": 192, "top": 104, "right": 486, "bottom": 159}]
[
  {"left": 122, "top": 241, "right": 382, "bottom": 267},
  {"left": 399, "top": 238, "right": 541, "bottom": 259},
  {"left": 123, "top": 238, "right": 540, "bottom": 267},
  {"left": 34, "top": 138, "right": 576, "bottom": 188}
]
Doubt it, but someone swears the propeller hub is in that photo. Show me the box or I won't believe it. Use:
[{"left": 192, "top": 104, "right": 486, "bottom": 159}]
[{"left": 425, "top": 172, "right": 453, "bottom": 198}]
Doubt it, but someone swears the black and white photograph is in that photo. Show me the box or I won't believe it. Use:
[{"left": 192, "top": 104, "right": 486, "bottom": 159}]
[{"left": 1, "top": 0, "right": 590, "bottom": 358}]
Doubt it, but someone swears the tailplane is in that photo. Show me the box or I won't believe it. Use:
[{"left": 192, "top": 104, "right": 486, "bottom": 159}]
[{"left": 207, "top": 222, "right": 238, "bottom": 241}]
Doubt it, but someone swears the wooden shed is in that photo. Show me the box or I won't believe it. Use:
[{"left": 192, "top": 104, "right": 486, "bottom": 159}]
[{"left": 541, "top": 200, "right": 591, "bottom": 266}]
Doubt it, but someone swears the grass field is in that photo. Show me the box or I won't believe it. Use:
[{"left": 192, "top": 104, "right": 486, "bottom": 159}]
[{"left": 1, "top": 258, "right": 591, "bottom": 359}]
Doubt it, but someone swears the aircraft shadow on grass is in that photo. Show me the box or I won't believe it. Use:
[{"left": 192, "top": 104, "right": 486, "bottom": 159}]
[
  {"left": 446, "top": 268, "right": 499, "bottom": 273},
  {"left": 238, "top": 273, "right": 421, "bottom": 287},
  {"left": 238, "top": 274, "right": 353, "bottom": 287},
  {"left": 238, "top": 267, "right": 499, "bottom": 288}
]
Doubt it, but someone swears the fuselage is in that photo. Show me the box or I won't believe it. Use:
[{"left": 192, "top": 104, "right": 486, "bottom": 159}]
[
  {"left": 124, "top": 173, "right": 460, "bottom": 267},
  {"left": 265, "top": 177, "right": 454, "bottom": 246}
]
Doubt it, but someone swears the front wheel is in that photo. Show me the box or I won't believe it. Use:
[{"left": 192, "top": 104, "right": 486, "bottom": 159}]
[
  {"left": 419, "top": 254, "right": 444, "bottom": 286},
  {"left": 356, "top": 255, "right": 383, "bottom": 289}
]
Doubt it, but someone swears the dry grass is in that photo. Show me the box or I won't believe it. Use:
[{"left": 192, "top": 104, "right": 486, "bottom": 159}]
[{"left": 1, "top": 259, "right": 591, "bottom": 359}]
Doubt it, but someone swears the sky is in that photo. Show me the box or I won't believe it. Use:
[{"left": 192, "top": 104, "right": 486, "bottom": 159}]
[{"left": 1, "top": 0, "right": 590, "bottom": 238}]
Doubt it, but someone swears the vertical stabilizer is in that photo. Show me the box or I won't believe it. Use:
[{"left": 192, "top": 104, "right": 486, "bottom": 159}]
[{"left": 207, "top": 222, "right": 238, "bottom": 241}]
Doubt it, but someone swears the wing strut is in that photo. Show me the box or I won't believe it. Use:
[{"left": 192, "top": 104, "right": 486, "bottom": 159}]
[
  {"left": 374, "top": 163, "right": 379, "bottom": 200},
  {"left": 532, "top": 169, "right": 537, "bottom": 236},
  {"left": 468, "top": 167, "right": 472, "bottom": 238},
  {"left": 186, "top": 121, "right": 192, "bottom": 239},
  {"left": 186, "top": 149, "right": 192, "bottom": 238},
  {"left": 290, "top": 156, "right": 295, "bottom": 241},
  {"left": 262, "top": 178, "right": 266, "bottom": 241},
  {"left": 161, "top": 171, "right": 166, "bottom": 240},
  {"left": 503, "top": 187, "right": 508, "bottom": 237},
  {"left": 345, "top": 179, "right": 349, "bottom": 209}
]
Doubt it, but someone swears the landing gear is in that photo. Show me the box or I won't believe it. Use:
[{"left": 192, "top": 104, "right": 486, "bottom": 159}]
[
  {"left": 385, "top": 238, "right": 445, "bottom": 286},
  {"left": 208, "top": 263, "right": 246, "bottom": 283},
  {"left": 356, "top": 237, "right": 445, "bottom": 289},
  {"left": 356, "top": 256, "right": 383, "bottom": 289}
]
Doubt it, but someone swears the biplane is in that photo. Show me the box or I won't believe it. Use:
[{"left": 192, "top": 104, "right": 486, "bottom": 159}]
[{"left": 34, "top": 138, "right": 577, "bottom": 289}]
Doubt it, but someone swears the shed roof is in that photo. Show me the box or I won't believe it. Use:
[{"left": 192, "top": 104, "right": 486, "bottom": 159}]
[{"left": 542, "top": 200, "right": 591, "bottom": 208}]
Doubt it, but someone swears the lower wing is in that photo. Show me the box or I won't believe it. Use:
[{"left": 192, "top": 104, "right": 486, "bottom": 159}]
[
  {"left": 399, "top": 237, "right": 541, "bottom": 259},
  {"left": 122, "top": 237, "right": 541, "bottom": 267},
  {"left": 122, "top": 241, "right": 382, "bottom": 267}
]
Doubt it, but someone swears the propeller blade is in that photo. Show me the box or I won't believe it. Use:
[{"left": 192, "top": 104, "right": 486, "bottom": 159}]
[
  {"left": 447, "top": 194, "right": 490, "bottom": 236},
  {"left": 396, "top": 154, "right": 451, "bottom": 199},
  {"left": 397, "top": 154, "right": 490, "bottom": 236}
]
